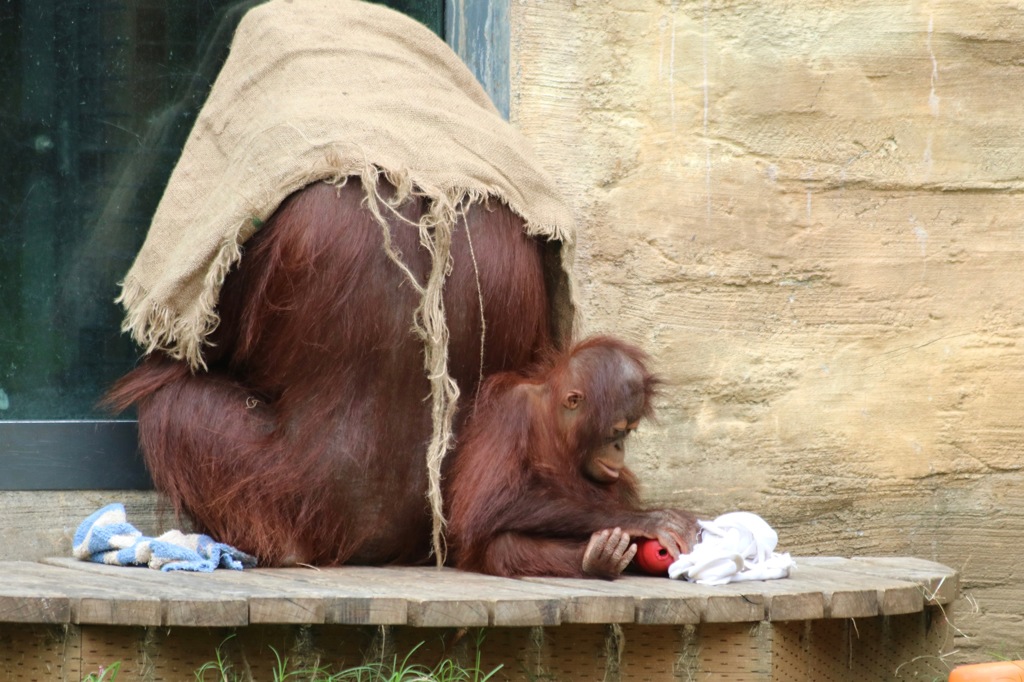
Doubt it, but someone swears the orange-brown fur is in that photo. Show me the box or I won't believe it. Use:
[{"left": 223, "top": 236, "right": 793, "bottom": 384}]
[
  {"left": 447, "top": 337, "right": 697, "bottom": 578},
  {"left": 104, "top": 179, "right": 551, "bottom": 566}
]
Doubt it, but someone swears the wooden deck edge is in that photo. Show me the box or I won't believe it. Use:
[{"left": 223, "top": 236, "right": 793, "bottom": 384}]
[{"left": 0, "top": 556, "right": 960, "bottom": 629}]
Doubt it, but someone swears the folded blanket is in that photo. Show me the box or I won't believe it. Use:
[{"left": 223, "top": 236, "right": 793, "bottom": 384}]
[
  {"left": 668, "top": 511, "right": 795, "bottom": 585},
  {"left": 72, "top": 503, "right": 256, "bottom": 572}
]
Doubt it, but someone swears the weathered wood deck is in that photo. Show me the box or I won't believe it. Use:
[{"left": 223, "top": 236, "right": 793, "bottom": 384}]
[
  {"left": 0, "top": 556, "right": 958, "bottom": 681},
  {"left": 2, "top": 556, "right": 955, "bottom": 628}
]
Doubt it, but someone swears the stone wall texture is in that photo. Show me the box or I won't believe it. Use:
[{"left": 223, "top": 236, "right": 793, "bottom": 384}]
[{"left": 510, "top": 0, "right": 1024, "bottom": 664}]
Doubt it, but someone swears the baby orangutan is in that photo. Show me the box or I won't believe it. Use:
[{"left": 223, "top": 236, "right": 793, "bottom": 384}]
[{"left": 447, "top": 336, "right": 698, "bottom": 579}]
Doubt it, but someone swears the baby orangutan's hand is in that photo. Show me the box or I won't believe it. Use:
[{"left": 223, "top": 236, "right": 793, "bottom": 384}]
[{"left": 582, "top": 527, "right": 637, "bottom": 579}]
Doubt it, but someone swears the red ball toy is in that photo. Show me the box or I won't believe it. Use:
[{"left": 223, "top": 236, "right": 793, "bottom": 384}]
[{"left": 633, "top": 539, "right": 674, "bottom": 575}]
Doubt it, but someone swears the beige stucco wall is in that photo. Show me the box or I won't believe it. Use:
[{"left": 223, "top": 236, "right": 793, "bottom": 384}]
[{"left": 511, "top": 0, "right": 1024, "bottom": 665}]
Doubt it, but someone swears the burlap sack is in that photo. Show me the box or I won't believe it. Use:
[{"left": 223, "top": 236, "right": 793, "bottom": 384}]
[{"left": 116, "top": 0, "right": 578, "bottom": 562}]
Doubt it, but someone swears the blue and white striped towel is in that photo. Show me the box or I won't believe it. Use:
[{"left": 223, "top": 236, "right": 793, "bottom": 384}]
[{"left": 72, "top": 503, "right": 257, "bottom": 572}]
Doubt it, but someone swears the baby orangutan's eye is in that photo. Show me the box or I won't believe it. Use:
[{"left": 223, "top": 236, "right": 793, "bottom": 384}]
[{"left": 605, "top": 426, "right": 635, "bottom": 445}]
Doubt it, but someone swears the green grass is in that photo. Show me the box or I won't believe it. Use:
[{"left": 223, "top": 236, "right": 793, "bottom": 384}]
[
  {"left": 81, "top": 662, "right": 121, "bottom": 682},
  {"left": 81, "top": 635, "right": 503, "bottom": 682}
]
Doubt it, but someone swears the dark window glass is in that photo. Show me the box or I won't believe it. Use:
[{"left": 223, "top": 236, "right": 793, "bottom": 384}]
[
  {"left": 0, "top": 1, "right": 442, "bottom": 420},
  {"left": 376, "top": 0, "right": 442, "bottom": 34}
]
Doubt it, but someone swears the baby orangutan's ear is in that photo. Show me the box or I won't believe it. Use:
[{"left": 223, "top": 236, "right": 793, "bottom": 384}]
[{"left": 563, "top": 391, "right": 583, "bottom": 410}]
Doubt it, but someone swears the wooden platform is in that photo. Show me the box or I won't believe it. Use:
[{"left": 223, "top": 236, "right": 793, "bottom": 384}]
[{"left": 0, "top": 556, "right": 958, "bottom": 680}]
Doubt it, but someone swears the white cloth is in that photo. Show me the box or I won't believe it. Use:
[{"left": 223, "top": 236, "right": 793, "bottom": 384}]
[{"left": 667, "top": 511, "right": 795, "bottom": 585}]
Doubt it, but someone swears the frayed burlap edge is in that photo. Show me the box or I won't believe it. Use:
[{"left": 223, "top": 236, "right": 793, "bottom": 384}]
[{"left": 117, "top": 152, "right": 577, "bottom": 566}]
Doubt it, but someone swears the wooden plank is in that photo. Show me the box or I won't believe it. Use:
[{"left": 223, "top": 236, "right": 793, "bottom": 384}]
[
  {"left": 0, "top": 555, "right": 960, "bottom": 681},
  {"left": 270, "top": 566, "right": 485, "bottom": 627},
  {"left": 0, "top": 563, "right": 72, "bottom": 623},
  {"left": 704, "top": 591, "right": 769, "bottom": 623},
  {"left": 710, "top": 575, "right": 826, "bottom": 622},
  {"left": 621, "top": 575, "right": 764, "bottom": 624},
  {"left": 801, "top": 556, "right": 959, "bottom": 604},
  {"left": 784, "top": 564, "right": 879, "bottom": 618},
  {"left": 2, "top": 560, "right": 163, "bottom": 626},
  {"left": 791, "top": 563, "right": 924, "bottom": 617},
  {"left": 39, "top": 558, "right": 248, "bottom": 627},
  {"left": 615, "top": 576, "right": 706, "bottom": 624},
  {"left": 381, "top": 566, "right": 660, "bottom": 626},
  {"left": 308, "top": 566, "right": 623, "bottom": 626},
  {"left": 351, "top": 567, "right": 488, "bottom": 627},
  {"left": 20, "top": 556, "right": 950, "bottom": 632},
  {"left": 529, "top": 575, "right": 767, "bottom": 624},
  {"left": 27, "top": 562, "right": 162, "bottom": 625},
  {"left": 253, "top": 566, "right": 425, "bottom": 625},
  {"left": 798, "top": 559, "right": 934, "bottom": 615},
  {"left": 177, "top": 568, "right": 327, "bottom": 624},
  {"left": 380, "top": 567, "right": 567, "bottom": 627},
  {"left": 49, "top": 557, "right": 411, "bottom": 625},
  {"left": 380, "top": 561, "right": 598, "bottom": 626},
  {"left": 521, "top": 577, "right": 637, "bottom": 624}
]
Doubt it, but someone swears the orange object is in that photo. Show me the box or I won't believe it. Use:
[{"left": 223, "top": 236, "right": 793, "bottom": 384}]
[
  {"left": 949, "top": 661, "right": 1024, "bottom": 682},
  {"left": 633, "top": 539, "right": 674, "bottom": 575}
]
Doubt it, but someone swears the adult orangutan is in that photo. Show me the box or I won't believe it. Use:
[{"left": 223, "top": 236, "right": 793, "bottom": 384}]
[
  {"left": 105, "top": 179, "right": 552, "bottom": 566},
  {"left": 446, "top": 336, "right": 699, "bottom": 579}
]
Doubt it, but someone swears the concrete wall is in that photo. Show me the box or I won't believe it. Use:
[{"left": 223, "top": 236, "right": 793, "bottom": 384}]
[
  {"left": 0, "top": 491, "right": 164, "bottom": 559},
  {"left": 510, "top": 0, "right": 1024, "bottom": 665}
]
